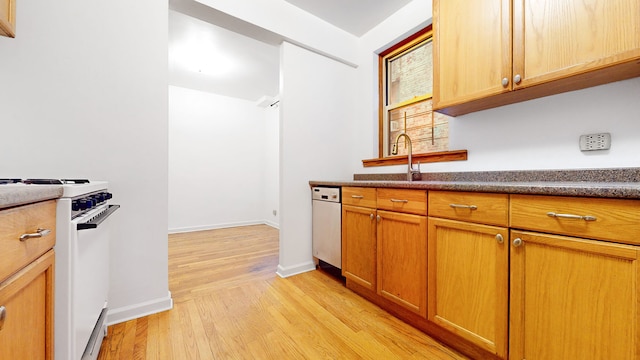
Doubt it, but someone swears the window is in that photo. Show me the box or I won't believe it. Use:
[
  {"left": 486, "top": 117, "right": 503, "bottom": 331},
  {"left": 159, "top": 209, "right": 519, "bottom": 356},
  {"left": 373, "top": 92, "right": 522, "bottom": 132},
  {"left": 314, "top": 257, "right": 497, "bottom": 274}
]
[{"left": 363, "top": 26, "right": 465, "bottom": 167}]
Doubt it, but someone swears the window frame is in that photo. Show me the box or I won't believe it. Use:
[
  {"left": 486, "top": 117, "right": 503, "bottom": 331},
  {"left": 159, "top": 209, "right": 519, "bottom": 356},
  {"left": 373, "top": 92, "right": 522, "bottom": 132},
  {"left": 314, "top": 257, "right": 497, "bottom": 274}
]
[{"left": 364, "top": 25, "right": 466, "bottom": 167}]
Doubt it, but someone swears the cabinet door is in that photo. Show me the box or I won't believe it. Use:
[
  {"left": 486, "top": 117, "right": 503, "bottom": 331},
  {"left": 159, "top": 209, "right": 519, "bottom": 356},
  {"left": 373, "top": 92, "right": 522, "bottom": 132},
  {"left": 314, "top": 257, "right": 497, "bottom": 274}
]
[
  {"left": 0, "top": 250, "right": 54, "bottom": 360},
  {"left": 510, "top": 230, "right": 640, "bottom": 360},
  {"left": 433, "top": 0, "right": 512, "bottom": 110},
  {"left": 377, "top": 210, "right": 427, "bottom": 317},
  {"left": 342, "top": 205, "right": 377, "bottom": 291},
  {"left": 513, "top": 0, "right": 640, "bottom": 89},
  {"left": 0, "top": 0, "right": 15, "bottom": 37},
  {"left": 428, "top": 218, "right": 508, "bottom": 359}
]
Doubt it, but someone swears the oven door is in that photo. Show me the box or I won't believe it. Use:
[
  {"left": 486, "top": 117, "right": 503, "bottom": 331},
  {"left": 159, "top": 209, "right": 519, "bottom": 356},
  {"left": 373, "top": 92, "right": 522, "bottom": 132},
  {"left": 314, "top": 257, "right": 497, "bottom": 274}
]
[{"left": 72, "top": 204, "right": 119, "bottom": 360}]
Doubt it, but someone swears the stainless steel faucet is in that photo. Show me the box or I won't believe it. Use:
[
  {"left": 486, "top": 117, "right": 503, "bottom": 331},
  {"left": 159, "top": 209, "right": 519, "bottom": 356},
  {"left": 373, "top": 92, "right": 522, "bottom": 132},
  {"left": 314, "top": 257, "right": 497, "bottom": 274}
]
[{"left": 392, "top": 133, "right": 421, "bottom": 181}]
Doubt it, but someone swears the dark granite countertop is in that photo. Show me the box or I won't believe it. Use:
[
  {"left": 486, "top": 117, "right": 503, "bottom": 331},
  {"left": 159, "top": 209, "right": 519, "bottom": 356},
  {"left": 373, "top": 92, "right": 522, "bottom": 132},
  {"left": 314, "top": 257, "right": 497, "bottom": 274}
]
[
  {"left": 309, "top": 168, "right": 640, "bottom": 199},
  {"left": 0, "top": 184, "right": 63, "bottom": 210}
]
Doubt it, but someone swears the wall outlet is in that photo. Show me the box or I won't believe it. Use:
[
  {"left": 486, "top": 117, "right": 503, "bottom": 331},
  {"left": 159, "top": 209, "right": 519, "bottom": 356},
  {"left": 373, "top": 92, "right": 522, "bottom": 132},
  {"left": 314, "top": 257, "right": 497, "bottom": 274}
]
[{"left": 579, "top": 133, "right": 611, "bottom": 151}]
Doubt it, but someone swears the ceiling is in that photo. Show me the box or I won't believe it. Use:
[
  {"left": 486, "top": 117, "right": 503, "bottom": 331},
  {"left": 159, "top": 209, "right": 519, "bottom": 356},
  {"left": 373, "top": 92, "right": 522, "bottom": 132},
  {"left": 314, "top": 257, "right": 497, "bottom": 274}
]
[
  {"left": 169, "top": 0, "right": 413, "bottom": 102},
  {"left": 283, "top": 0, "right": 412, "bottom": 37}
]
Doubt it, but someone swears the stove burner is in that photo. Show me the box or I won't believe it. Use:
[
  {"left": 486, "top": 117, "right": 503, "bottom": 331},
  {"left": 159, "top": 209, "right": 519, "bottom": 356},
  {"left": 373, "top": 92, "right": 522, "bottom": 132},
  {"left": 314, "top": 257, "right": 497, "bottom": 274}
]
[
  {"left": 17, "top": 179, "right": 91, "bottom": 185},
  {"left": 61, "top": 179, "right": 90, "bottom": 184},
  {"left": 23, "top": 179, "right": 64, "bottom": 185}
]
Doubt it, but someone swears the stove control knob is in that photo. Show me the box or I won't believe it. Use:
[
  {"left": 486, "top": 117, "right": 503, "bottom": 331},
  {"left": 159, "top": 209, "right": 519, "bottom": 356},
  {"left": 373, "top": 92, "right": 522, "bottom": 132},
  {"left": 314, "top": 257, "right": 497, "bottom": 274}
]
[
  {"left": 72, "top": 200, "right": 81, "bottom": 211},
  {"left": 78, "top": 199, "right": 89, "bottom": 210},
  {"left": 86, "top": 197, "right": 96, "bottom": 210},
  {"left": 105, "top": 192, "right": 113, "bottom": 200}
]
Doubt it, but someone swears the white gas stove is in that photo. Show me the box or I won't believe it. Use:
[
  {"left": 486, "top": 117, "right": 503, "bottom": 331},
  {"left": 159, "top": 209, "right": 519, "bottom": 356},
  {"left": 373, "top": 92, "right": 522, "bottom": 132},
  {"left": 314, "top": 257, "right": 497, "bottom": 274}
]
[{"left": 16, "top": 179, "right": 120, "bottom": 360}]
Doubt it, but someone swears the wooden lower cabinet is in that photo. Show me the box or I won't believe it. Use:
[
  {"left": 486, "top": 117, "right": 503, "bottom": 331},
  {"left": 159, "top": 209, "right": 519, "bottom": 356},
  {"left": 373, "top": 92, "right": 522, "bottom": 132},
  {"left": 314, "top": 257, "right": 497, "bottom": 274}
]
[
  {"left": 377, "top": 210, "right": 427, "bottom": 317},
  {"left": 342, "top": 204, "right": 377, "bottom": 291},
  {"left": 0, "top": 199, "right": 56, "bottom": 360},
  {"left": 342, "top": 188, "right": 640, "bottom": 359},
  {"left": 510, "top": 230, "right": 640, "bottom": 360},
  {"left": 0, "top": 249, "right": 54, "bottom": 360},
  {"left": 427, "top": 217, "right": 508, "bottom": 358}
]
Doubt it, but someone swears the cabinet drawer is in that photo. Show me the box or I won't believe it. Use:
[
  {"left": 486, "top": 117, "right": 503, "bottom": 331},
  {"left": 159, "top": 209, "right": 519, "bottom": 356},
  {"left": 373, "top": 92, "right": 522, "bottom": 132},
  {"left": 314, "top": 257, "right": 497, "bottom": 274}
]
[
  {"left": 377, "top": 189, "right": 427, "bottom": 215},
  {"left": 0, "top": 200, "right": 56, "bottom": 281},
  {"left": 429, "top": 191, "right": 509, "bottom": 226},
  {"left": 510, "top": 195, "right": 640, "bottom": 245},
  {"left": 342, "top": 187, "right": 377, "bottom": 208}
]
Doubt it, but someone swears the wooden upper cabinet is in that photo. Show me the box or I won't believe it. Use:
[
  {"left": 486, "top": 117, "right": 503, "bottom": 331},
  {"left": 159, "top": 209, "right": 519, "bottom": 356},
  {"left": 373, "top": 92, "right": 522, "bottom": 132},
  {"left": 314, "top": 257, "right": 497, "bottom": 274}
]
[
  {"left": 434, "top": 0, "right": 640, "bottom": 116},
  {"left": 433, "top": 0, "right": 512, "bottom": 111},
  {"left": 0, "top": 0, "right": 15, "bottom": 38},
  {"left": 513, "top": 0, "right": 640, "bottom": 89}
]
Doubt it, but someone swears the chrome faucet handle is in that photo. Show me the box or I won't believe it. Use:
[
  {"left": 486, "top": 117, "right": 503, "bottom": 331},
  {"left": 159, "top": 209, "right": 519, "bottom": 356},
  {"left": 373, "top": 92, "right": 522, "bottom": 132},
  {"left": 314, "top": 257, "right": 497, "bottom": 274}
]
[
  {"left": 411, "top": 161, "right": 422, "bottom": 181},
  {"left": 413, "top": 161, "right": 421, "bottom": 172}
]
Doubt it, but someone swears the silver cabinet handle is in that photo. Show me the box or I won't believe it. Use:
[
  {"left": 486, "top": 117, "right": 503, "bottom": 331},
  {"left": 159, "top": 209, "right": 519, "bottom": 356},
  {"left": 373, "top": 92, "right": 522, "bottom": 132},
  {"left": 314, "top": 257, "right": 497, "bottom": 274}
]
[
  {"left": 495, "top": 234, "right": 504, "bottom": 244},
  {"left": 390, "top": 199, "right": 409, "bottom": 203},
  {"left": 501, "top": 77, "right": 509, "bottom": 87},
  {"left": 19, "top": 228, "right": 51, "bottom": 241},
  {"left": 449, "top": 203, "right": 478, "bottom": 210},
  {"left": 376, "top": 215, "right": 381, "bottom": 222},
  {"left": 351, "top": 195, "right": 364, "bottom": 199},
  {"left": 0, "top": 306, "right": 6, "bottom": 330},
  {"left": 514, "top": 74, "right": 522, "bottom": 84},
  {"left": 546, "top": 212, "right": 596, "bottom": 221},
  {"left": 513, "top": 238, "right": 523, "bottom": 247},
  {"left": 370, "top": 213, "right": 374, "bottom": 220}
]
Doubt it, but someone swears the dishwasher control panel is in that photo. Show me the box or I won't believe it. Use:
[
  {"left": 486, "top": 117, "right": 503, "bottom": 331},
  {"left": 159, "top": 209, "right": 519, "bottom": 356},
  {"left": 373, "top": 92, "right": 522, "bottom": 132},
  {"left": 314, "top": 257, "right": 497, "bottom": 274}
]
[{"left": 312, "top": 186, "right": 341, "bottom": 202}]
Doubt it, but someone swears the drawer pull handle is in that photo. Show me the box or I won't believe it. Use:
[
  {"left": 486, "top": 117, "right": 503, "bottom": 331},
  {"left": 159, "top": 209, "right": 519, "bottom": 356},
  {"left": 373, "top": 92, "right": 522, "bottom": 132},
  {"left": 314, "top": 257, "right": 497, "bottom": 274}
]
[
  {"left": 449, "top": 203, "right": 478, "bottom": 210},
  {"left": 0, "top": 306, "right": 6, "bottom": 331},
  {"left": 19, "top": 228, "right": 51, "bottom": 241},
  {"left": 351, "top": 195, "right": 364, "bottom": 199},
  {"left": 390, "top": 199, "right": 409, "bottom": 203},
  {"left": 546, "top": 212, "right": 596, "bottom": 221}
]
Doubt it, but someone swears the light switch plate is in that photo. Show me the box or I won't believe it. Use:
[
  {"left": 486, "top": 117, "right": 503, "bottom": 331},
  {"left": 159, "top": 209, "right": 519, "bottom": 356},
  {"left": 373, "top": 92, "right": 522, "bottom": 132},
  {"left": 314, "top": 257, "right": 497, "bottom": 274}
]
[{"left": 579, "top": 133, "right": 611, "bottom": 151}]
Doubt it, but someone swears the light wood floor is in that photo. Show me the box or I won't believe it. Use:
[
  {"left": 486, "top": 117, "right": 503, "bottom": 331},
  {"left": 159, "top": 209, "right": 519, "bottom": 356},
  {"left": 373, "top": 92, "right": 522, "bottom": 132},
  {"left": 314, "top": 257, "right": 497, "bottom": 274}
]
[{"left": 98, "top": 224, "right": 466, "bottom": 359}]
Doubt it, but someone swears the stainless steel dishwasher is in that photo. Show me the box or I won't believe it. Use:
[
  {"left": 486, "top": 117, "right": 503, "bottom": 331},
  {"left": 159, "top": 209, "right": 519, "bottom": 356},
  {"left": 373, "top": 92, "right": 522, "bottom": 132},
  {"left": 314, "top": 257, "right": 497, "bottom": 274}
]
[{"left": 312, "top": 186, "right": 341, "bottom": 269}]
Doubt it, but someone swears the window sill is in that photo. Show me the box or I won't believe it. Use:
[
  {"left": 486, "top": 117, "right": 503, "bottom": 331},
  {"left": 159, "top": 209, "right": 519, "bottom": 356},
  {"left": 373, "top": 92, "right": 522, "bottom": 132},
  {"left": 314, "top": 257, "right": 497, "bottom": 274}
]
[{"left": 362, "top": 150, "right": 467, "bottom": 167}]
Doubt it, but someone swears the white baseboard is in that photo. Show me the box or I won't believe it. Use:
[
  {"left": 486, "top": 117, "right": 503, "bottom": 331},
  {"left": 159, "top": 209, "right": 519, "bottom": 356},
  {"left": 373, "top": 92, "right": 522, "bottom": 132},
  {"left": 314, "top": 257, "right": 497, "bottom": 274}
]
[
  {"left": 107, "top": 291, "right": 173, "bottom": 325},
  {"left": 276, "top": 261, "right": 316, "bottom": 278},
  {"left": 169, "top": 220, "right": 279, "bottom": 234}
]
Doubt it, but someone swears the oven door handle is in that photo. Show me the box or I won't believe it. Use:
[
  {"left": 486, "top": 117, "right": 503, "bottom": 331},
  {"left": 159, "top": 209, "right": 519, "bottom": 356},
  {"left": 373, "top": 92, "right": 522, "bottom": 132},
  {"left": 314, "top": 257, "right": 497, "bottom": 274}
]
[{"left": 77, "top": 205, "right": 120, "bottom": 230}]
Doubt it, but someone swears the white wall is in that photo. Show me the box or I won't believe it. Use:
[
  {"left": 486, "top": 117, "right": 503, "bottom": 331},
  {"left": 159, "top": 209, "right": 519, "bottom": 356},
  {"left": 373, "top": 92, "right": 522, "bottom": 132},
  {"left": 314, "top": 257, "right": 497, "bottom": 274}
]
[
  {"left": 0, "top": 0, "right": 171, "bottom": 323},
  {"left": 277, "top": 41, "right": 357, "bottom": 277},
  {"left": 195, "top": 0, "right": 359, "bottom": 66},
  {"left": 168, "top": 85, "right": 279, "bottom": 232},
  {"left": 353, "top": 0, "right": 640, "bottom": 175},
  {"left": 264, "top": 102, "right": 280, "bottom": 228},
  {"left": 435, "top": 77, "right": 640, "bottom": 171}
]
